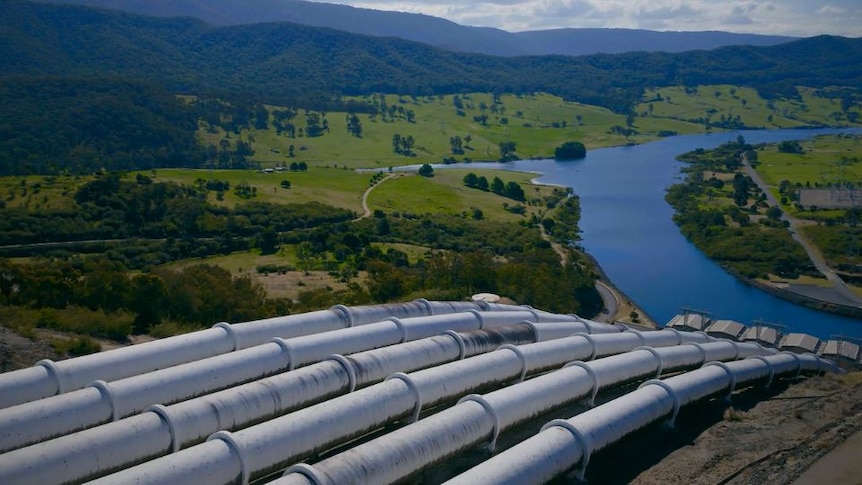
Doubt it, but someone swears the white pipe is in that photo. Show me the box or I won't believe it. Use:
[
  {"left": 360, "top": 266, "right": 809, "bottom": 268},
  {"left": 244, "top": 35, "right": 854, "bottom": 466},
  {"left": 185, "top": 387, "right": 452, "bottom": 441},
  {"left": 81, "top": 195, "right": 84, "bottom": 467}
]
[
  {"left": 87, "top": 330, "right": 703, "bottom": 485},
  {"left": 445, "top": 353, "right": 829, "bottom": 484},
  {"left": 274, "top": 341, "right": 768, "bottom": 485},
  {"left": 0, "top": 300, "right": 492, "bottom": 409},
  {"left": 0, "top": 310, "right": 557, "bottom": 453},
  {"left": 0, "top": 324, "right": 545, "bottom": 485}
]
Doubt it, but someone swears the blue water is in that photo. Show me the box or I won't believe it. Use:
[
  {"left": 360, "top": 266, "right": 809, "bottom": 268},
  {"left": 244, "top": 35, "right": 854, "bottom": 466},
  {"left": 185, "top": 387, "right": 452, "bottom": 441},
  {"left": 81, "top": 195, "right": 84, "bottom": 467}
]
[{"left": 443, "top": 128, "right": 862, "bottom": 339}]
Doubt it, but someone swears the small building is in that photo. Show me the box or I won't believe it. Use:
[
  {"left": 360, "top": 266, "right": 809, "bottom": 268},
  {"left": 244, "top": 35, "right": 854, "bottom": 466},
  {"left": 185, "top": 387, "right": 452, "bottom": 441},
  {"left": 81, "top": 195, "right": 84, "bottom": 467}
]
[
  {"left": 779, "top": 333, "right": 822, "bottom": 354},
  {"left": 665, "top": 312, "right": 711, "bottom": 332},
  {"left": 741, "top": 325, "right": 783, "bottom": 348},
  {"left": 705, "top": 319, "right": 746, "bottom": 341},
  {"left": 819, "top": 339, "right": 861, "bottom": 369}
]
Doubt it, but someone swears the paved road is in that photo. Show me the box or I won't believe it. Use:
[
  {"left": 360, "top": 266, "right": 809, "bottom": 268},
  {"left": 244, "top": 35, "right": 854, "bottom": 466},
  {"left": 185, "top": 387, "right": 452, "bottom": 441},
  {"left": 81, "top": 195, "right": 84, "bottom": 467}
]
[
  {"left": 593, "top": 280, "right": 619, "bottom": 324},
  {"left": 741, "top": 157, "right": 862, "bottom": 308}
]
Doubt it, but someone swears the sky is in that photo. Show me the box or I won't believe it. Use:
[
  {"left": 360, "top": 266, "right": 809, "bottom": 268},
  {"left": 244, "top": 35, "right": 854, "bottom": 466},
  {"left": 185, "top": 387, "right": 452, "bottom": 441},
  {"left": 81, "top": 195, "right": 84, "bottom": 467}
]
[{"left": 313, "top": 0, "right": 862, "bottom": 37}]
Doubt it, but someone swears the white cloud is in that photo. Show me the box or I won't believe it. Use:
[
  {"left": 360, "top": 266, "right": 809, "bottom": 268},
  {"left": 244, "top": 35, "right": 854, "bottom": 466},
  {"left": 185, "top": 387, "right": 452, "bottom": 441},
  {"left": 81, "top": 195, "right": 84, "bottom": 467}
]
[{"left": 320, "top": 0, "right": 862, "bottom": 36}]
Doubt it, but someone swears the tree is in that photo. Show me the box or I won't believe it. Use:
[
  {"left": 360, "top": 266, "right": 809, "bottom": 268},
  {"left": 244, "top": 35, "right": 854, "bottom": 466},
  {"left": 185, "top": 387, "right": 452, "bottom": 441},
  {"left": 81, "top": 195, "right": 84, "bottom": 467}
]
[
  {"left": 554, "top": 141, "right": 587, "bottom": 160},
  {"left": 449, "top": 135, "right": 464, "bottom": 154},
  {"left": 491, "top": 176, "right": 505, "bottom": 194},
  {"left": 505, "top": 181, "right": 526, "bottom": 202},
  {"left": 392, "top": 134, "right": 402, "bottom": 154},
  {"left": 128, "top": 274, "right": 167, "bottom": 334},
  {"left": 418, "top": 164, "right": 434, "bottom": 177},
  {"left": 463, "top": 173, "right": 479, "bottom": 187},
  {"left": 257, "top": 227, "right": 280, "bottom": 255},
  {"left": 766, "top": 206, "right": 783, "bottom": 221},
  {"left": 346, "top": 113, "right": 362, "bottom": 138},
  {"left": 476, "top": 176, "right": 489, "bottom": 191},
  {"left": 498, "top": 141, "right": 517, "bottom": 160}
]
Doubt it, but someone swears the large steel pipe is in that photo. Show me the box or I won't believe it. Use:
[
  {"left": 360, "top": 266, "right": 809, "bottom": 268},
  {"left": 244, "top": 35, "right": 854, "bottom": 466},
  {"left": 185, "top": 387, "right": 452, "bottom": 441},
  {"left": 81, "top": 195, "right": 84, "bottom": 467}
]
[
  {"left": 0, "top": 324, "right": 544, "bottom": 485},
  {"left": 88, "top": 330, "right": 709, "bottom": 485},
  {"left": 0, "top": 310, "right": 560, "bottom": 453},
  {"left": 0, "top": 300, "right": 497, "bottom": 409},
  {"left": 445, "top": 353, "right": 830, "bottom": 485},
  {"left": 274, "top": 341, "right": 767, "bottom": 485}
]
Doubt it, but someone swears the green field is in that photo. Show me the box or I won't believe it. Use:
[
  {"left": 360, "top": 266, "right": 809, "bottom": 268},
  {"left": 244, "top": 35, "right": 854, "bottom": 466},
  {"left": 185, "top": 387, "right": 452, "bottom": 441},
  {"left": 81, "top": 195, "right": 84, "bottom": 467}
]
[
  {"left": 196, "top": 88, "right": 861, "bottom": 174},
  {"left": 639, "top": 86, "right": 857, "bottom": 130},
  {"left": 755, "top": 134, "right": 862, "bottom": 187}
]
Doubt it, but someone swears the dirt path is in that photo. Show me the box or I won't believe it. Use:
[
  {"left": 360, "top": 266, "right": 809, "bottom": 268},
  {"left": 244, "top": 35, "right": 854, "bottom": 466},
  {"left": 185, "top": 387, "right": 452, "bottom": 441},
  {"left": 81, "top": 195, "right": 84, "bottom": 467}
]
[{"left": 355, "top": 173, "right": 396, "bottom": 221}]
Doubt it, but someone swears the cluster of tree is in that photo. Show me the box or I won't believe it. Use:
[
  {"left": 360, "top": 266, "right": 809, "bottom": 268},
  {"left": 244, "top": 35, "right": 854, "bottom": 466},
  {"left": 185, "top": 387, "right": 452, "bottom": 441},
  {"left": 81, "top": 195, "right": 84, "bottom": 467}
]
[
  {"left": 7, "top": 2, "right": 861, "bottom": 116},
  {"left": 667, "top": 142, "right": 816, "bottom": 279},
  {"left": 205, "top": 137, "right": 255, "bottom": 169},
  {"left": 346, "top": 113, "right": 363, "bottom": 137},
  {"left": 0, "top": 77, "right": 203, "bottom": 175},
  {"left": 778, "top": 140, "right": 804, "bottom": 154},
  {"left": 554, "top": 141, "right": 587, "bottom": 160},
  {"left": 0, "top": 174, "right": 354, "bottom": 246},
  {"left": 391, "top": 134, "right": 416, "bottom": 156},
  {"left": 0, "top": 259, "right": 278, "bottom": 335},
  {"left": 194, "top": 97, "right": 269, "bottom": 134},
  {"left": 449, "top": 135, "right": 470, "bottom": 154},
  {"left": 462, "top": 173, "right": 525, "bottom": 202},
  {"left": 498, "top": 141, "right": 518, "bottom": 161}
]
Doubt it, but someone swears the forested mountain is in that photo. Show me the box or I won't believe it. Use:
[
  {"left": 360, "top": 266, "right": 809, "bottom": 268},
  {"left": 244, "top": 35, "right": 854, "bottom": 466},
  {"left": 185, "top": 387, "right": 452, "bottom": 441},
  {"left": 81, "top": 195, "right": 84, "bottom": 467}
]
[
  {"left": 0, "top": 77, "right": 203, "bottom": 174},
  {"left": 4, "top": 0, "right": 861, "bottom": 116},
  {"left": 38, "top": 0, "right": 797, "bottom": 57}
]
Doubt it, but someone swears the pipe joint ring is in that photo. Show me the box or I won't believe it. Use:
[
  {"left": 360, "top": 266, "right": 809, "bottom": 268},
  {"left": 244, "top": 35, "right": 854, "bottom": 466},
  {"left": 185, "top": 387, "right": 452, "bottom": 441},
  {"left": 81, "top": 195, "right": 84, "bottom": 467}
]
[
  {"left": 563, "top": 361, "right": 599, "bottom": 407},
  {"left": 458, "top": 394, "right": 501, "bottom": 452},
  {"left": 704, "top": 361, "right": 736, "bottom": 400},
  {"left": 272, "top": 337, "right": 295, "bottom": 370},
  {"left": 727, "top": 340, "right": 740, "bottom": 360},
  {"left": 329, "top": 304, "right": 354, "bottom": 327},
  {"left": 541, "top": 419, "right": 591, "bottom": 481},
  {"left": 209, "top": 431, "right": 250, "bottom": 485},
  {"left": 284, "top": 463, "right": 326, "bottom": 484},
  {"left": 147, "top": 404, "right": 180, "bottom": 452},
  {"left": 640, "top": 379, "right": 680, "bottom": 428},
  {"left": 746, "top": 355, "right": 775, "bottom": 387},
  {"left": 663, "top": 327, "right": 683, "bottom": 345},
  {"left": 212, "top": 322, "right": 240, "bottom": 351},
  {"left": 624, "top": 328, "right": 646, "bottom": 346},
  {"left": 90, "top": 380, "right": 120, "bottom": 422},
  {"left": 413, "top": 298, "right": 433, "bottom": 315},
  {"left": 386, "top": 372, "right": 422, "bottom": 422},
  {"left": 385, "top": 317, "right": 408, "bottom": 343},
  {"left": 36, "top": 359, "right": 65, "bottom": 394},
  {"left": 684, "top": 342, "right": 708, "bottom": 365},
  {"left": 778, "top": 351, "right": 803, "bottom": 378},
  {"left": 633, "top": 346, "right": 664, "bottom": 377},
  {"left": 442, "top": 330, "right": 467, "bottom": 360},
  {"left": 468, "top": 309, "right": 485, "bottom": 329},
  {"left": 519, "top": 320, "right": 540, "bottom": 343},
  {"left": 498, "top": 344, "right": 528, "bottom": 382},
  {"left": 326, "top": 354, "right": 357, "bottom": 392},
  {"left": 574, "top": 333, "right": 597, "bottom": 360}
]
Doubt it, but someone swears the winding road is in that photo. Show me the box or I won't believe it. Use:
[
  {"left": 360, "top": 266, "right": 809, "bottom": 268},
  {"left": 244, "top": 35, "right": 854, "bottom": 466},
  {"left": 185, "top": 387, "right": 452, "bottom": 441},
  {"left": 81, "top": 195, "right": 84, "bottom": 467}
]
[
  {"left": 741, "top": 156, "right": 862, "bottom": 308},
  {"left": 354, "top": 173, "right": 396, "bottom": 221}
]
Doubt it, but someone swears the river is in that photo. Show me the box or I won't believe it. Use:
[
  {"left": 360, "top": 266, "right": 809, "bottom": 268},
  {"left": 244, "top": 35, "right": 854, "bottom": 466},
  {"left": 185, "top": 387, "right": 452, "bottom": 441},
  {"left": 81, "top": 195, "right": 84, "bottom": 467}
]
[{"left": 440, "top": 128, "right": 862, "bottom": 339}]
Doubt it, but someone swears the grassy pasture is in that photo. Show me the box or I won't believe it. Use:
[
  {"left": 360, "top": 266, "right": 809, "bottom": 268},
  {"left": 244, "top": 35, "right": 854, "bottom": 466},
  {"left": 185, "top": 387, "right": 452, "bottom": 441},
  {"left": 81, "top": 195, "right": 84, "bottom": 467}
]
[
  {"left": 754, "top": 134, "right": 862, "bottom": 187},
  {"left": 149, "top": 167, "right": 369, "bottom": 212},
  {"left": 200, "top": 88, "right": 859, "bottom": 173},
  {"left": 639, "top": 85, "right": 857, "bottom": 130},
  {"left": 367, "top": 170, "right": 552, "bottom": 222}
]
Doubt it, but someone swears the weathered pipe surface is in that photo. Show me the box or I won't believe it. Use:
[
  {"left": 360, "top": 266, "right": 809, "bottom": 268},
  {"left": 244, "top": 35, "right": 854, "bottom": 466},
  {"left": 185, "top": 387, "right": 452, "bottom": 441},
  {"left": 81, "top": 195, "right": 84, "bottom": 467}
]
[{"left": 445, "top": 352, "right": 830, "bottom": 485}]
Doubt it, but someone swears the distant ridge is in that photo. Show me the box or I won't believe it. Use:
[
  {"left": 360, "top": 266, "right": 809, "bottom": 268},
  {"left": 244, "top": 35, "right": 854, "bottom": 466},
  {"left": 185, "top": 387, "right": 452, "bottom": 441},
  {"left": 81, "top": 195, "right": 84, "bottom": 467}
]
[
  {"left": 4, "top": 1, "right": 861, "bottom": 114},
  {"left": 36, "top": 0, "right": 798, "bottom": 57}
]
